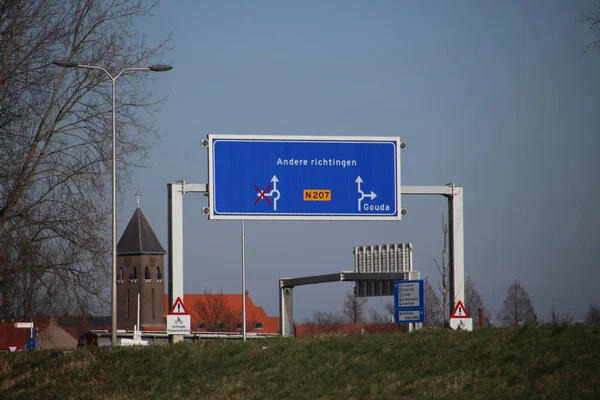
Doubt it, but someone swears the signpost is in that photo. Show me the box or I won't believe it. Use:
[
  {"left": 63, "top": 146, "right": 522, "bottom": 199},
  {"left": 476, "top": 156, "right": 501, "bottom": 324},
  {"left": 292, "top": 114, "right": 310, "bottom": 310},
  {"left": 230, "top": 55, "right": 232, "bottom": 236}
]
[
  {"left": 207, "top": 134, "right": 402, "bottom": 220},
  {"left": 166, "top": 296, "right": 191, "bottom": 335},
  {"left": 393, "top": 280, "right": 424, "bottom": 324},
  {"left": 449, "top": 300, "right": 473, "bottom": 331}
]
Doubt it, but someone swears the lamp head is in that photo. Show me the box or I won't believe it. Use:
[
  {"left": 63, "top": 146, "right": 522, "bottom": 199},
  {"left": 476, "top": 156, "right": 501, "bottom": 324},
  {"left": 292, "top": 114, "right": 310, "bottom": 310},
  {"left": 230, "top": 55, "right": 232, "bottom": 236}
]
[
  {"left": 52, "top": 59, "right": 79, "bottom": 68},
  {"left": 149, "top": 64, "right": 173, "bottom": 72}
]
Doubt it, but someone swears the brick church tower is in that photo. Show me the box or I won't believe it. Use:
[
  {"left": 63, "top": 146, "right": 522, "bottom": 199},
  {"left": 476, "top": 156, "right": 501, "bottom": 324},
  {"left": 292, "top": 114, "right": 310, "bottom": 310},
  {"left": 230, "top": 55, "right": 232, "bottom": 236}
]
[{"left": 116, "top": 200, "right": 166, "bottom": 331}]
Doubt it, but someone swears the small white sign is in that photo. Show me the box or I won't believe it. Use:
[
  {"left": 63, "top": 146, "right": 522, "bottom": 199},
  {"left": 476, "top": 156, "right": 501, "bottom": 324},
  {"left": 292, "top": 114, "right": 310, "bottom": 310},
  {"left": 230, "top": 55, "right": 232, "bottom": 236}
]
[
  {"left": 398, "top": 282, "right": 421, "bottom": 308},
  {"left": 450, "top": 318, "right": 473, "bottom": 331},
  {"left": 167, "top": 314, "right": 191, "bottom": 335},
  {"left": 14, "top": 322, "right": 34, "bottom": 328},
  {"left": 397, "top": 310, "right": 422, "bottom": 322},
  {"left": 121, "top": 338, "right": 148, "bottom": 346}
]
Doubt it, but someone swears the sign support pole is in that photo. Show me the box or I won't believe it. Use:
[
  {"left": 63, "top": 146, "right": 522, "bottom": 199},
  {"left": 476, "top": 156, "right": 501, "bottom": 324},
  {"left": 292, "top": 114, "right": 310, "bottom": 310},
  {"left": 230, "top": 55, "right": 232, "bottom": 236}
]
[
  {"left": 242, "top": 220, "right": 247, "bottom": 341},
  {"left": 167, "top": 182, "right": 185, "bottom": 343}
]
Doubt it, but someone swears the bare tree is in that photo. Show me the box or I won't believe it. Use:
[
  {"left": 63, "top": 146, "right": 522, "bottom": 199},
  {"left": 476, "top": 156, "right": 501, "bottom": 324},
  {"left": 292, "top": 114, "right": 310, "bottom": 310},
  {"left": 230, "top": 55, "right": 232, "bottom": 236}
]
[
  {"left": 424, "top": 278, "right": 443, "bottom": 327},
  {"left": 0, "top": 1, "right": 171, "bottom": 320},
  {"left": 343, "top": 289, "right": 367, "bottom": 323},
  {"left": 369, "top": 300, "right": 394, "bottom": 324},
  {"left": 193, "top": 291, "right": 257, "bottom": 332},
  {"left": 433, "top": 213, "right": 449, "bottom": 325},
  {"left": 579, "top": 1, "right": 600, "bottom": 54},
  {"left": 464, "top": 277, "right": 492, "bottom": 328},
  {"left": 303, "top": 310, "right": 344, "bottom": 326},
  {"left": 497, "top": 279, "right": 538, "bottom": 327},
  {"left": 545, "top": 301, "right": 574, "bottom": 325},
  {"left": 585, "top": 304, "right": 600, "bottom": 325}
]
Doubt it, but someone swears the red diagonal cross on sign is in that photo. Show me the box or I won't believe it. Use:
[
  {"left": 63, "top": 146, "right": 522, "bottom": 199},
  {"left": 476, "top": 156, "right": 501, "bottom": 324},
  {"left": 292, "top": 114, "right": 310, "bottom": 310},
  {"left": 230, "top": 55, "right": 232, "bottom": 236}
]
[{"left": 253, "top": 184, "right": 272, "bottom": 205}]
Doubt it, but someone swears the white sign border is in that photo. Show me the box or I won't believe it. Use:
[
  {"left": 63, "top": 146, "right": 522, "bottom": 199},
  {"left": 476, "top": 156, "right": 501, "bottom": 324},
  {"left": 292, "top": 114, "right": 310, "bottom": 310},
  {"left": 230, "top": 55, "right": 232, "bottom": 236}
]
[{"left": 207, "top": 134, "right": 402, "bottom": 221}]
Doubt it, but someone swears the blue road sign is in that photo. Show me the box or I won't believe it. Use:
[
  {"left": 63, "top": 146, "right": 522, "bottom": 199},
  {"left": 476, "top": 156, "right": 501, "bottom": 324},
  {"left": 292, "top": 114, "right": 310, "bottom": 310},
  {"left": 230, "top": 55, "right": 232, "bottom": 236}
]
[
  {"left": 394, "top": 280, "right": 425, "bottom": 323},
  {"left": 207, "top": 135, "right": 401, "bottom": 220},
  {"left": 27, "top": 337, "right": 36, "bottom": 351}
]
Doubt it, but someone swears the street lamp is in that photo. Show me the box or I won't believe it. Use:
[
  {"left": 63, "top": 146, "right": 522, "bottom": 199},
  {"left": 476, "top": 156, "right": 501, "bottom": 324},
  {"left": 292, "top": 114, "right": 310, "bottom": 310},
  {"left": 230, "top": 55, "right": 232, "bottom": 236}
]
[{"left": 52, "top": 59, "right": 172, "bottom": 346}]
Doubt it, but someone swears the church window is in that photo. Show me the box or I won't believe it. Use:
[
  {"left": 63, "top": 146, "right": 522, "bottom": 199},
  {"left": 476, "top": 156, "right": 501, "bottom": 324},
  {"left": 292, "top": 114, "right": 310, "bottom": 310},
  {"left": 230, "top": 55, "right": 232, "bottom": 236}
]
[
  {"left": 255, "top": 322, "right": 263, "bottom": 329},
  {"left": 127, "top": 289, "right": 130, "bottom": 319},
  {"left": 119, "top": 267, "right": 124, "bottom": 280},
  {"left": 132, "top": 266, "right": 137, "bottom": 280},
  {"left": 145, "top": 266, "right": 151, "bottom": 279},
  {"left": 156, "top": 266, "right": 162, "bottom": 280}
]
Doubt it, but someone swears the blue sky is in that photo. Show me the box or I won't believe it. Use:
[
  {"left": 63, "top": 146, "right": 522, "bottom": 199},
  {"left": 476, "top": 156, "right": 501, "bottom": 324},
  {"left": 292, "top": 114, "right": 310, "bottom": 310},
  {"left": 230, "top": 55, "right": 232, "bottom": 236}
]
[{"left": 122, "top": 0, "right": 600, "bottom": 322}]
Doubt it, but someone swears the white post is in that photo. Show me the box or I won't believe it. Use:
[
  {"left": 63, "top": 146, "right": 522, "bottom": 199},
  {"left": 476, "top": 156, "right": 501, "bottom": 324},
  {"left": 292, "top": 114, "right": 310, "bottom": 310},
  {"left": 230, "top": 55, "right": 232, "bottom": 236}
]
[
  {"left": 168, "top": 181, "right": 185, "bottom": 343},
  {"left": 279, "top": 284, "right": 294, "bottom": 337},
  {"left": 137, "top": 293, "right": 141, "bottom": 331},
  {"left": 242, "top": 220, "right": 247, "bottom": 341},
  {"left": 448, "top": 185, "right": 465, "bottom": 312}
]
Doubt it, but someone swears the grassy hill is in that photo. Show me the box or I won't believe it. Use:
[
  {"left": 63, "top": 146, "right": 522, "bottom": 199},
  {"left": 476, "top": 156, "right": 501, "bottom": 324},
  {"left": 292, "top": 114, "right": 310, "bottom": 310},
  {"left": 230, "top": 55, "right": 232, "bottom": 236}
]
[{"left": 1, "top": 324, "right": 599, "bottom": 399}]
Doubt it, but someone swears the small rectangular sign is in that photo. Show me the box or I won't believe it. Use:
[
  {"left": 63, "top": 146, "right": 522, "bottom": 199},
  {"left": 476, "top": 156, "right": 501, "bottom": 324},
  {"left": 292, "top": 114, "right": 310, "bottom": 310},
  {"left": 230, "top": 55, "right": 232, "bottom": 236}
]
[
  {"left": 167, "top": 314, "right": 191, "bottom": 335},
  {"left": 394, "top": 280, "right": 424, "bottom": 309},
  {"left": 208, "top": 134, "right": 401, "bottom": 220},
  {"left": 303, "top": 190, "right": 331, "bottom": 201},
  {"left": 450, "top": 318, "right": 473, "bottom": 331},
  {"left": 14, "top": 322, "right": 34, "bottom": 329},
  {"left": 395, "top": 309, "right": 424, "bottom": 323}
]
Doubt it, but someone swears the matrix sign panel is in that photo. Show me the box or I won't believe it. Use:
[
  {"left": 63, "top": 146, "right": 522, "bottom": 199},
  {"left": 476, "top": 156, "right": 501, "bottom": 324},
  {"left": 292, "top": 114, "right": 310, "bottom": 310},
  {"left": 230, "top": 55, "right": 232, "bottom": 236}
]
[
  {"left": 208, "top": 135, "right": 401, "bottom": 220},
  {"left": 394, "top": 279, "right": 425, "bottom": 323}
]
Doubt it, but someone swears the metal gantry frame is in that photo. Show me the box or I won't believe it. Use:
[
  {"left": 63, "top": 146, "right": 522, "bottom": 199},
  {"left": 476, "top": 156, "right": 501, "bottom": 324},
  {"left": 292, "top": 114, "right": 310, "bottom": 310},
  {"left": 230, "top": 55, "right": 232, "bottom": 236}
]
[{"left": 167, "top": 182, "right": 464, "bottom": 338}]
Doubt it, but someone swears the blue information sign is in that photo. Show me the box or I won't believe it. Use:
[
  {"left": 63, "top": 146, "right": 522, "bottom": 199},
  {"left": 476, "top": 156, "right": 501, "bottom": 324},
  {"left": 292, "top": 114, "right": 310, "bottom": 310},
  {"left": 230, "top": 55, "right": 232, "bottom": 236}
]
[
  {"left": 394, "top": 279, "right": 425, "bottom": 323},
  {"left": 27, "top": 337, "right": 36, "bottom": 351},
  {"left": 208, "top": 135, "right": 401, "bottom": 220}
]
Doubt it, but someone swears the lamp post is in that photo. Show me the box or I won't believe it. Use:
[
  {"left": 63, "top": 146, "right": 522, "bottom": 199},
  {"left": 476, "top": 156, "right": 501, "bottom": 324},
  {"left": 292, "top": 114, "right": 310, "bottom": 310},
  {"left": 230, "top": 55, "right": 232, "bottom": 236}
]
[{"left": 52, "top": 59, "right": 172, "bottom": 346}]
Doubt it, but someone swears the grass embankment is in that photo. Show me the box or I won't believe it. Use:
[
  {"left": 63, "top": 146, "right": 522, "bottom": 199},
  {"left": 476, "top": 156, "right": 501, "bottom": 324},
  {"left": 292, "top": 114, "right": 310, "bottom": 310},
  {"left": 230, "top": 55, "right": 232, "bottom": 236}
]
[{"left": 1, "top": 325, "right": 599, "bottom": 399}]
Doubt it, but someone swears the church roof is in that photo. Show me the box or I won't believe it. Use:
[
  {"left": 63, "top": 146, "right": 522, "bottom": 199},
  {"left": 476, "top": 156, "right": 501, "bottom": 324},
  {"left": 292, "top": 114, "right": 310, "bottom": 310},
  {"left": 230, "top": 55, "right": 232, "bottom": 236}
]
[{"left": 117, "top": 207, "right": 166, "bottom": 255}]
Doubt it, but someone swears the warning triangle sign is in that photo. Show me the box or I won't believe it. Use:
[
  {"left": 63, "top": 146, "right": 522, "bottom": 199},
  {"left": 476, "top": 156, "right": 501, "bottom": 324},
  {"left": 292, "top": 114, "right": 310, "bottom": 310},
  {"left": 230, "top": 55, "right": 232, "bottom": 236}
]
[
  {"left": 8, "top": 345, "right": 18, "bottom": 352},
  {"left": 450, "top": 300, "right": 470, "bottom": 318},
  {"left": 169, "top": 297, "right": 189, "bottom": 315}
]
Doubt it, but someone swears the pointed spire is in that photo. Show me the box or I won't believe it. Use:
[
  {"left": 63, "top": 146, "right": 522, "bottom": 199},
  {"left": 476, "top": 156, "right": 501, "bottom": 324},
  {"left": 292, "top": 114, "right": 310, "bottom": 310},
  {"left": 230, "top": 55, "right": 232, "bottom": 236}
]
[{"left": 117, "top": 205, "right": 166, "bottom": 256}]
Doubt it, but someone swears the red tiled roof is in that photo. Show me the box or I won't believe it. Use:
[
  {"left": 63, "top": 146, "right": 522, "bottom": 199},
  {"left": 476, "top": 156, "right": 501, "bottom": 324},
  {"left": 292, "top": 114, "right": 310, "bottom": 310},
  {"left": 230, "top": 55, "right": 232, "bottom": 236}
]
[{"left": 164, "top": 294, "right": 279, "bottom": 334}]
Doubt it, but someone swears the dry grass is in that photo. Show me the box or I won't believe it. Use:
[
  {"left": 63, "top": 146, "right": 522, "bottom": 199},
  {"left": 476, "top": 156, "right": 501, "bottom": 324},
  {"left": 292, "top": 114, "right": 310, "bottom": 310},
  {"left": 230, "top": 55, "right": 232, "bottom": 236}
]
[{"left": 0, "top": 324, "right": 598, "bottom": 399}]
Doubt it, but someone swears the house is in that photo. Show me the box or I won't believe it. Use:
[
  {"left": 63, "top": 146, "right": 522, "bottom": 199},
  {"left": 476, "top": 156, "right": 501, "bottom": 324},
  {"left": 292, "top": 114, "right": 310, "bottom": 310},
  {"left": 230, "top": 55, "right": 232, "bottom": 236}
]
[
  {"left": 0, "top": 316, "right": 107, "bottom": 351},
  {"left": 167, "top": 293, "right": 279, "bottom": 334}
]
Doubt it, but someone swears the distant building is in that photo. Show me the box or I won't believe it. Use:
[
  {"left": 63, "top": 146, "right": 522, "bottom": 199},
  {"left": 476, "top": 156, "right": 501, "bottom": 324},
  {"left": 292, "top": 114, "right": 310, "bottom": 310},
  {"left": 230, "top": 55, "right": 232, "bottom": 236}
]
[{"left": 116, "top": 203, "right": 166, "bottom": 331}]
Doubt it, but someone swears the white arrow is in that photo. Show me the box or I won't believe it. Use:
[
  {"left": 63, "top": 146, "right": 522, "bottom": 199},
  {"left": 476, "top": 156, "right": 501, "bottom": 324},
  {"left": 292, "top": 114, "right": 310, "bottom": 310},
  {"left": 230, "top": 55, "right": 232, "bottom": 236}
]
[
  {"left": 356, "top": 176, "right": 376, "bottom": 211},
  {"left": 355, "top": 176, "right": 363, "bottom": 192},
  {"left": 264, "top": 175, "right": 281, "bottom": 211},
  {"left": 365, "top": 191, "right": 376, "bottom": 200}
]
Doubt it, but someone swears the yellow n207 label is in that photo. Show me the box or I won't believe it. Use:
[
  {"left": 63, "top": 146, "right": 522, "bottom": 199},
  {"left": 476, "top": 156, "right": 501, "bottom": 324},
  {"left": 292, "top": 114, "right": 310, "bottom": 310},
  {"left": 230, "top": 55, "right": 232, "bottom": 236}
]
[{"left": 304, "top": 190, "right": 331, "bottom": 201}]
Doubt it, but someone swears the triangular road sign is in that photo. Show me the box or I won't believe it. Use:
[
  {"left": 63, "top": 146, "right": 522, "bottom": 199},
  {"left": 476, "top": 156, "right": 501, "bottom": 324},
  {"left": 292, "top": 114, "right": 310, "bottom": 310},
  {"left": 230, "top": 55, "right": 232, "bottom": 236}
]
[
  {"left": 8, "top": 345, "right": 18, "bottom": 352},
  {"left": 169, "top": 297, "right": 189, "bottom": 315},
  {"left": 450, "top": 300, "right": 470, "bottom": 319}
]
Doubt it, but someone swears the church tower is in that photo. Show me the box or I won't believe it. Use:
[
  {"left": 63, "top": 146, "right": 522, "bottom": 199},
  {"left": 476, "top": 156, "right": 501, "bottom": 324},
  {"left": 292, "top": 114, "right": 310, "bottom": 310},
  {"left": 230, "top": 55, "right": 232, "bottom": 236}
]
[{"left": 116, "top": 197, "right": 166, "bottom": 331}]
